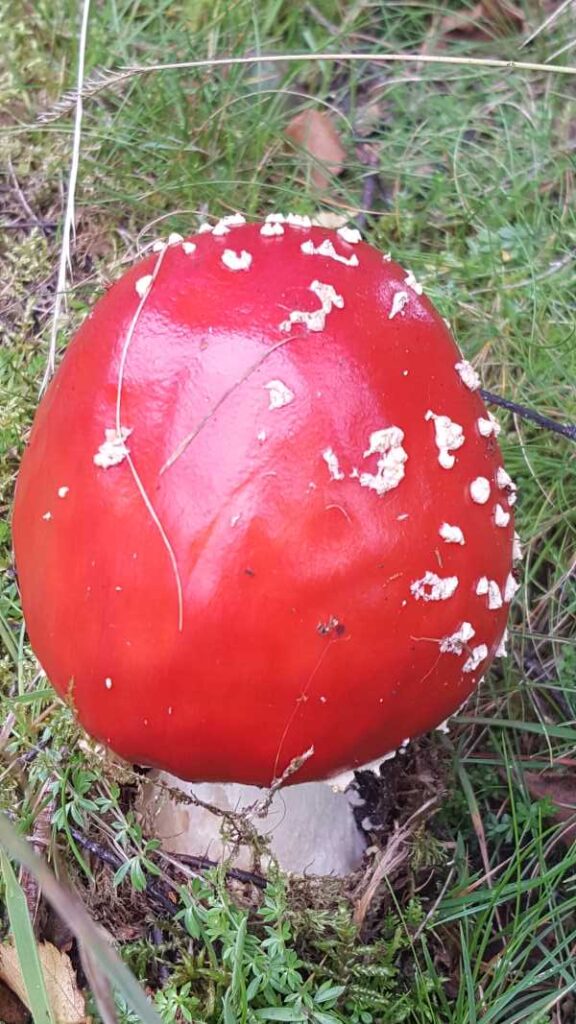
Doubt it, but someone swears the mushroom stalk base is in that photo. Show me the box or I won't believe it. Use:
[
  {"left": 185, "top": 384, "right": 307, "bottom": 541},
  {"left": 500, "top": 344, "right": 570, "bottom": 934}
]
[{"left": 138, "top": 772, "right": 366, "bottom": 877}]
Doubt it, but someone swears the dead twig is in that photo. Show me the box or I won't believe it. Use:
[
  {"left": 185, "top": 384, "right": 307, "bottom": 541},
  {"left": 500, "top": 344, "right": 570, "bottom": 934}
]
[
  {"left": 37, "top": 52, "right": 576, "bottom": 124},
  {"left": 68, "top": 826, "right": 268, "bottom": 902},
  {"left": 6, "top": 159, "right": 44, "bottom": 230},
  {"left": 253, "top": 746, "right": 315, "bottom": 818},
  {"left": 481, "top": 389, "right": 576, "bottom": 443},
  {"left": 353, "top": 796, "right": 439, "bottom": 928}
]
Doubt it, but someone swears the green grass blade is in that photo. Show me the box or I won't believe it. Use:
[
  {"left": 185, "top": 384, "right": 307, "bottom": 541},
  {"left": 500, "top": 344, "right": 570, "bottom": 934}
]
[
  {"left": 0, "top": 815, "right": 164, "bottom": 1024},
  {"left": 0, "top": 850, "right": 56, "bottom": 1024},
  {"left": 0, "top": 610, "right": 19, "bottom": 665}
]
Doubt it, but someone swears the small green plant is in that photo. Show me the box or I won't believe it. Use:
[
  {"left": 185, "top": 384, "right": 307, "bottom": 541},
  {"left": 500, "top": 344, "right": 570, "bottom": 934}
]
[{"left": 120, "top": 871, "right": 433, "bottom": 1024}]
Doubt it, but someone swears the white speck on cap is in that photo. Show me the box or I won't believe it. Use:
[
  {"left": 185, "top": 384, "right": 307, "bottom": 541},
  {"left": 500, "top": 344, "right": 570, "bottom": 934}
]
[
  {"left": 470, "top": 477, "right": 491, "bottom": 504},
  {"left": 230, "top": 514, "right": 241, "bottom": 527},
  {"left": 439, "top": 522, "right": 465, "bottom": 545},
  {"left": 213, "top": 213, "right": 246, "bottom": 235},
  {"left": 42, "top": 511, "right": 52, "bottom": 521},
  {"left": 301, "top": 238, "right": 359, "bottom": 267},
  {"left": 496, "top": 467, "right": 513, "bottom": 488},
  {"left": 410, "top": 572, "right": 459, "bottom": 602},
  {"left": 322, "top": 447, "right": 345, "bottom": 481},
  {"left": 337, "top": 226, "right": 362, "bottom": 244},
  {"left": 264, "top": 380, "right": 295, "bottom": 410},
  {"left": 151, "top": 239, "right": 166, "bottom": 252},
  {"left": 404, "top": 269, "right": 423, "bottom": 295},
  {"left": 463, "top": 644, "right": 488, "bottom": 673},
  {"left": 182, "top": 241, "right": 197, "bottom": 255},
  {"left": 440, "top": 621, "right": 475, "bottom": 654},
  {"left": 425, "top": 410, "right": 465, "bottom": 469},
  {"left": 397, "top": 513, "right": 409, "bottom": 521},
  {"left": 224, "top": 213, "right": 246, "bottom": 225},
  {"left": 311, "top": 279, "right": 344, "bottom": 308},
  {"left": 487, "top": 580, "right": 503, "bottom": 609},
  {"left": 382, "top": 252, "right": 392, "bottom": 262},
  {"left": 257, "top": 429, "right": 267, "bottom": 442},
  {"left": 167, "top": 232, "right": 184, "bottom": 245},
  {"left": 260, "top": 221, "right": 284, "bottom": 236},
  {"left": 93, "top": 427, "right": 132, "bottom": 469},
  {"left": 285, "top": 213, "right": 312, "bottom": 228},
  {"left": 135, "top": 275, "right": 153, "bottom": 299},
  {"left": 389, "top": 290, "right": 409, "bottom": 319},
  {"left": 168, "top": 706, "right": 173, "bottom": 715},
  {"left": 496, "top": 466, "right": 518, "bottom": 504},
  {"left": 104, "top": 677, "right": 112, "bottom": 689},
  {"left": 436, "top": 719, "right": 451, "bottom": 734},
  {"left": 221, "top": 249, "right": 252, "bottom": 271},
  {"left": 57, "top": 486, "right": 69, "bottom": 498},
  {"left": 222, "top": 213, "right": 246, "bottom": 226},
  {"left": 504, "top": 572, "right": 520, "bottom": 603},
  {"left": 495, "top": 629, "right": 509, "bottom": 658},
  {"left": 265, "top": 212, "right": 286, "bottom": 223},
  {"left": 356, "top": 426, "right": 408, "bottom": 496},
  {"left": 455, "top": 360, "right": 481, "bottom": 391},
  {"left": 198, "top": 222, "right": 214, "bottom": 234},
  {"left": 494, "top": 504, "right": 511, "bottom": 528},
  {"left": 212, "top": 221, "right": 229, "bottom": 237},
  {"left": 279, "top": 279, "right": 344, "bottom": 333},
  {"left": 476, "top": 577, "right": 502, "bottom": 609},
  {"left": 477, "top": 413, "right": 501, "bottom": 438}
]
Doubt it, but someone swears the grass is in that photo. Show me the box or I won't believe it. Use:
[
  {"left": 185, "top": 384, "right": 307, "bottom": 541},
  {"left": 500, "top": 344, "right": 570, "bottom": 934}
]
[{"left": 1, "top": 0, "right": 576, "bottom": 1021}]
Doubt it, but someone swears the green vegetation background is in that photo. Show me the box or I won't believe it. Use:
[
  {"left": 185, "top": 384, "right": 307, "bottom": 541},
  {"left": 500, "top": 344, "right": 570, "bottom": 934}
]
[{"left": 0, "top": 1, "right": 575, "bottom": 1022}]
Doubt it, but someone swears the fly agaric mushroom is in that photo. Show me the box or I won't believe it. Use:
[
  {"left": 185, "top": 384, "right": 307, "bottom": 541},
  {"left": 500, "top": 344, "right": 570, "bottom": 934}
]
[{"left": 13, "top": 216, "right": 520, "bottom": 792}]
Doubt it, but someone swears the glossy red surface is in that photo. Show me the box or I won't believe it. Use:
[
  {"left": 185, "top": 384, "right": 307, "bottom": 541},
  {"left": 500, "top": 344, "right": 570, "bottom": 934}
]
[{"left": 13, "top": 221, "right": 516, "bottom": 786}]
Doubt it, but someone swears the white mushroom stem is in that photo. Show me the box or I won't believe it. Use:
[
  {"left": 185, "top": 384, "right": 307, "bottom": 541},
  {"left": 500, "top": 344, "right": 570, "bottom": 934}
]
[{"left": 137, "top": 775, "right": 366, "bottom": 877}]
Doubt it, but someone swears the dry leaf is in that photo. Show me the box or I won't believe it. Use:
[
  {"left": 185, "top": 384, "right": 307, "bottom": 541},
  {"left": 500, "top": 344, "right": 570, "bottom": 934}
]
[
  {"left": 440, "top": 0, "right": 524, "bottom": 39},
  {"left": 481, "top": 0, "right": 525, "bottom": 32},
  {"left": 0, "top": 978, "right": 28, "bottom": 1024},
  {"left": 0, "top": 941, "right": 87, "bottom": 1024},
  {"left": 440, "top": 3, "right": 486, "bottom": 38},
  {"left": 285, "top": 109, "right": 346, "bottom": 190},
  {"left": 524, "top": 771, "right": 576, "bottom": 844},
  {"left": 353, "top": 825, "right": 410, "bottom": 929}
]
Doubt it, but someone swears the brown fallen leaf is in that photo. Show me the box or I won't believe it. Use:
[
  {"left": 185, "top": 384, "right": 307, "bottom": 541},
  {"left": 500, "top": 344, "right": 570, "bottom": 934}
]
[
  {"left": 285, "top": 109, "right": 346, "bottom": 190},
  {"left": 524, "top": 771, "right": 576, "bottom": 844},
  {"left": 0, "top": 978, "right": 29, "bottom": 1024},
  {"left": 0, "top": 941, "right": 87, "bottom": 1024},
  {"left": 439, "top": 0, "right": 524, "bottom": 39},
  {"left": 481, "top": 0, "right": 525, "bottom": 33},
  {"left": 440, "top": 2, "right": 486, "bottom": 38}
]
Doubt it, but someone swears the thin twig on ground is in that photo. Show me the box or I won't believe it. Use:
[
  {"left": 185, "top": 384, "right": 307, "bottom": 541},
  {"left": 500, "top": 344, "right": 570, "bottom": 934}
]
[{"left": 481, "top": 389, "right": 576, "bottom": 442}]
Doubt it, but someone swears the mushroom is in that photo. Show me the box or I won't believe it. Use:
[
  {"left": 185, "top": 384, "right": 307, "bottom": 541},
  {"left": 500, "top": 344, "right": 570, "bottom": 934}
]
[{"left": 13, "top": 217, "right": 520, "bottom": 868}]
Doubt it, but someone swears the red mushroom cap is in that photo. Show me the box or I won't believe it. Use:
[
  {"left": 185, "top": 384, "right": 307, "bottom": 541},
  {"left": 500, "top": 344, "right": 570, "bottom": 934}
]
[{"left": 12, "top": 217, "right": 519, "bottom": 786}]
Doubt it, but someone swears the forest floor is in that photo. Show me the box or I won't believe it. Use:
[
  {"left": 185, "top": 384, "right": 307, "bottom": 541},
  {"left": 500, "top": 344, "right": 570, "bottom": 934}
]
[{"left": 1, "top": 1, "right": 575, "bottom": 1022}]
